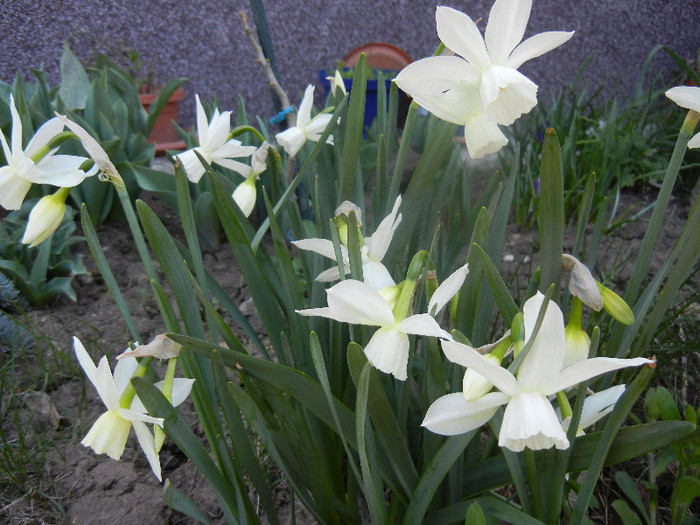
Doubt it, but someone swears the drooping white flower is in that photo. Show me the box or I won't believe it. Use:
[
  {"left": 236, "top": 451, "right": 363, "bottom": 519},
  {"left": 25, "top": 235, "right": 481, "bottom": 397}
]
[
  {"left": 74, "top": 337, "right": 194, "bottom": 481},
  {"left": 422, "top": 292, "right": 651, "bottom": 452},
  {"left": 0, "top": 96, "right": 92, "bottom": 210},
  {"left": 176, "top": 95, "right": 256, "bottom": 183},
  {"left": 666, "top": 86, "right": 700, "bottom": 148},
  {"left": 297, "top": 279, "right": 450, "bottom": 380},
  {"left": 275, "top": 85, "right": 334, "bottom": 157},
  {"left": 293, "top": 196, "right": 402, "bottom": 290},
  {"left": 231, "top": 142, "right": 271, "bottom": 217},
  {"left": 21, "top": 188, "right": 70, "bottom": 247}
]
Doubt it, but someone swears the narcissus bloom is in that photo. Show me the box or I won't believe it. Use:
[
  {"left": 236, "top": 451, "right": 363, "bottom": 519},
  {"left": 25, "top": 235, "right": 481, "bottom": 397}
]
[
  {"left": 666, "top": 86, "right": 700, "bottom": 148},
  {"left": 293, "top": 196, "right": 402, "bottom": 290},
  {"left": 176, "top": 95, "right": 256, "bottom": 183},
  {"left": 22, "top": 188, "right": 70, "bottom": 247},
  {"left": 394, "top": 1, "right": 573, "bottom": 157},
  {"left": 231, "top": 142, "right": 271, "bottom": 217},
  {"left": 0, "top": 96, "right": 92, "bottom": 210},
  {"left": 275, "top": 85, "right": 334, "bottom": 157},
  {"left": 422, "top": 293, "right": 651, "bottom": 451},
  {"left": 297, "top": 279, "right": 450, "bottom": 380},
  {"left": 74, "top": 337, "right": 194, "bottom": 481}
]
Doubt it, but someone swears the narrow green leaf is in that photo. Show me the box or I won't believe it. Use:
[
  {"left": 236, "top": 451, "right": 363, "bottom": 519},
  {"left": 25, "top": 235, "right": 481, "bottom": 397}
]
[
  {"left": 671, "top": 475, "right": 700, "bottom": 525},
  {"left": 356, "top": 362, "right": 388, "bottom": 524},
  {"left": 611, "top": 500, "right": 644, "bottom": 525},
  {"left": 163, "top": 479, "right": 214, "bottom": 525},
  {"left": 537, "top": 128, "right": 564, "bottom": 298},
  {"left": 472, "top": 243, "right": 519, "bottom": 327},
  {"left": 339, "top": 54, "right": 367, "bottom": 202}
]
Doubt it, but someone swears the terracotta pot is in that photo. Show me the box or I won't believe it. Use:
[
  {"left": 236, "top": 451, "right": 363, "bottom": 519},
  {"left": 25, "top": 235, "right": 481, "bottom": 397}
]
[{"left": 139, "top": 87, "right": 186, "bottom": 155}]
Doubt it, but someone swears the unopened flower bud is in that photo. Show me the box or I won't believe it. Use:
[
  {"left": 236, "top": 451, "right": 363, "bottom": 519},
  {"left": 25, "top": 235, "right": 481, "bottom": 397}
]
[
  {"left": 326, "top": 70, "right": 347, "bottom": 97},
  {"left": 463, "top": 353, "right": 501, "bottom": 401},
  {"left": 562, "top": 254, "right": 603, "bottom": 311},
  {"left": 232, "top": 177, "right": 257, "bottom": 217},
  {"left": 511, "top": 312, "right": 525, "bottom": 357},
  {"left": 564, "top": 299, "right": 591, "bottom": 367},
  {"left": 334, "top": 201, "right": 363, "bottom": 247},
  {"left": 22, "top": 188, "right": 69, "bottom": 247},
  {"left": 597, "top": 282, "right": 634, "bottom": 325}
]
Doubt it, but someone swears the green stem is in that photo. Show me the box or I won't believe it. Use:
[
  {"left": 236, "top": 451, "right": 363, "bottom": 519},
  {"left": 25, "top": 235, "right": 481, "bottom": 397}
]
[
  {"left": 119, "top": 356, "right": 152, "bottom": 409},
  {"left": 624, "top": 109, "right": 699, "bottom": 303}
]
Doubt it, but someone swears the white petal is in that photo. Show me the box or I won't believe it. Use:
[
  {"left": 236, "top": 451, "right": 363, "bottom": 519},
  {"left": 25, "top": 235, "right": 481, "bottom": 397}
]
[
  {"left": 394, "top": 58, "right": 480, "bottom": 124},
  {"left": 398, "top": 314, "right": 450, "bottom": 339},
  {"left": 175, "top": 148, "right": 207, "bottom": 183},
  {"left": 0, "top": 167, "right": 32, "bottom": 210},
  {"left": 95, "top": 356, "right": 120, "bottom": 410},
  {"left": 436, "top": 6, "right": 491, "bottom": 71},
  {"left": 297, "top": 279, "right": 395, "bottom": 326},
  {"left": 484, "top": 0, "right": 531, "bottom": 64},
  {"left": 203, "top": 110, "right": 233, "bottom": 151},
  {"left": 463, "top": 113, "right": 508, "bottom": 158},
  {"left": 578, "top": 384, "right": 626, "bottom": 430},
  {"left": 54, "top": 114, "right": 118, "bottom": 179},
  {"left": 293, "top": 238, "right": 346, "bottom": 261},
  {"left": 194, "top": 94, "right": 209, "bottom": 146},
  {"left": 361, "top": 261, "right": 395, "bottom": 290},
  {"left": 130, "top": 378, "right": 195, "bottom": 413},
  {"left": 304, "top": 114, "right": 333, "bottom": 140},
  {"left": 441, "top": 340, "right": 520, "bottom": 397},
  {"left": 25, "top": 117, "right": 65, "bottom": 157},
  {"left": 689, "top": 133, "right": 700, "bottom": 149},
  {"left": 9, "top": 94, "right": 22, "bottom": 155},
  {"left": 422, "top": 391, "right": 507, "bottom": 435},
  {"left": 315, "top": 266, "right": 349, "bottom": 282},
  {"left": 499, "top": 392, "right": 569, "bottom": 451},
  {"left": 118, "top": 408, "right": 164, "bottom": 427},
  {"left": 112, "top": 352, "right": 139, "bottom": 396},
  {"left": 296, "top": 85, "right": 315, "bottom": 127},
  {"left": 363, "top": 326, "right": 409, "bottom": 380},
  {"left": 517, "top": 292, "right": 565, "bottom": 392},
  {"left": 508, "top": 31, "right": 575, "bottom": 69},
  {"left": 366, "top": 195, "right": 401, "bottom": 262},
  {"left": 276, "top": 127, "right": 306, "bottom": 157},
  {"left": 544, "top": 357, "right": 652, "bottom": 396},
  {"left": 34, "top": 154, "right": 90, "bottom": 187},
  {"left": 132, "top": 421, "right": 162, "bottom": 481},
  {"left": 73, "top": 337, "right": 98, "bottom": 390},
  {"left": 213, "top": 140, "right": 256, "bottom": 161},
  {"left": 665, "top": 86, "right": 700, "bottom": 113},
  {"left": 481, "top": 65, "right": 537, "bottom": 125},
  {"left": 428, "top": 263, "right": 469, "bottom": 315}
]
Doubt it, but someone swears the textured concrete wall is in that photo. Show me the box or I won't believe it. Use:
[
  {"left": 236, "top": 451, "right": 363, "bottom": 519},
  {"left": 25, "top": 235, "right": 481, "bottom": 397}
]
[{"left": 1, "top": 0, "right": 698, "bottom": 130}]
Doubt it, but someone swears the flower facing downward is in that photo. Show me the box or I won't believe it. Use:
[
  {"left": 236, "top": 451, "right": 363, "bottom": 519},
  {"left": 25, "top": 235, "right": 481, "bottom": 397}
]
[
  {"left": 176, "top": 95, "right": 256, "bottom": 183},
  {"left": 74, "top": 337, "right": 194, "bottom": 481},
  {"left": 0, "top": 96, "right": 92, "bottom": 210},
  {"left": 231, "top": 142, "right": 271, "bottom": 217},
  {"left": 293, "top": 196, "right": 402, "bottom": 290},
  {"left": 275, "top": 85, "right": 334, "bottom": 157},
  {"left": 666, "top": 86, "right": 700, "bottom": 148},
  {"left": 422, "top": 293, "right": 652, "bottom": 451},
  {"left": 22, "top": 188, "right": 70, "bottom": 247}
]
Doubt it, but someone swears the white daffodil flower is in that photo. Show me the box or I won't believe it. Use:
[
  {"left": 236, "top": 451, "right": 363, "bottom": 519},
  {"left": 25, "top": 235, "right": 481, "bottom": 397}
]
[
  {"left": 297, "top": 279, "right": 450, "bottom": 380},
  {"left": 21, "top": 187, "right": 70, "bottom": 247},
  {"left": 422, "top": 292, "right": 651, "bottom": 452},
  {"left": 231, "top": 142, "right": 271, "bottom": 217},
  {"left": 0, "top": 96, "right": 92, "bottom": 210},
  {"left": 394, "top": 1, "right": 572, "bottom": 157},
  {"left": 666, "top": 86, "right": 700, "bottom": 148},
  {"left": 275, "top": 85, "right": 334, "bottom": 157},
  {"left": 74, "top": 337, "right": 194, "bottom": 481},
  {"left": 293, "top": 196, "right": 402, "bottom": 290},
  {"left": 176, "top": 95, "right": 256, "bottom": 183},
  {"left": 326, "top": 70, "right": 347, "bottom": 97}
]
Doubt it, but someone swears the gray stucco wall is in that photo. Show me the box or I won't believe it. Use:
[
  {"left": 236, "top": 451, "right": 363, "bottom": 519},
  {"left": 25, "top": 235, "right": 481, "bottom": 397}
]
[{"left": 1, "top": 1, "right": 698, "bottom": 129}]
